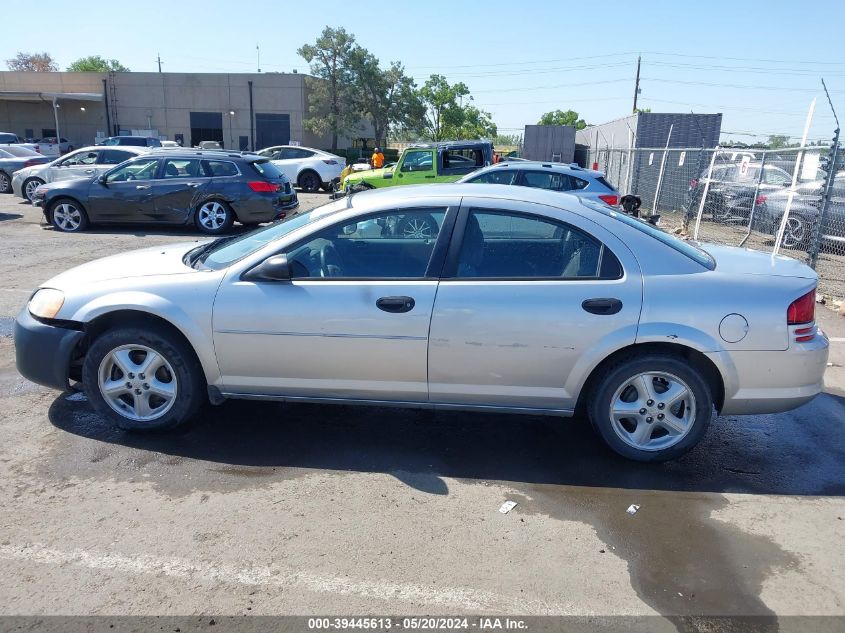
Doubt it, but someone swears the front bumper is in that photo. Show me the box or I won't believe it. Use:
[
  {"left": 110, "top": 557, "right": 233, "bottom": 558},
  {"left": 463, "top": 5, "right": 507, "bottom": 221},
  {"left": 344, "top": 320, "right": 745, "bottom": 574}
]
[{"left": 13, "top": 307, "right": 85, "bottom": 391}]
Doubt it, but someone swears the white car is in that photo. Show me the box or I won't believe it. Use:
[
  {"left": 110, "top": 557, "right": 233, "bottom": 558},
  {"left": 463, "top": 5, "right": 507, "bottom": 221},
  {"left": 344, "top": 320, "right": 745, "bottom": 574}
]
[
  {"left": 160, "top": 140, "right": 181, "bottom": 149},
  {"left": 11, "top": 145, "right": 149, "bottom": 201},
  {"left": 34, "top": 137, "right": 75, "bottom": 156},
  {"left": 257, "top": 145, "right": 345, "bottom": 193}
]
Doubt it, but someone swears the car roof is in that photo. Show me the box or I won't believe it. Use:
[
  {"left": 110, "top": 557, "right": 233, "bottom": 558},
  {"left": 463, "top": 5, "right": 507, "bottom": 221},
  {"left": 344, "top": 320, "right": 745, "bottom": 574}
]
[
  {"left": 74, "top": 145, "right": 148, "bottom": 154},
  {"left": 144, "top": 149, "right": 263, "bottom": 160},
  {"left": 409, "top": 140, "right": 492, "bottom": 150},
  {"left": 470, "top": 160, "right": 606, "bottom": 179}
]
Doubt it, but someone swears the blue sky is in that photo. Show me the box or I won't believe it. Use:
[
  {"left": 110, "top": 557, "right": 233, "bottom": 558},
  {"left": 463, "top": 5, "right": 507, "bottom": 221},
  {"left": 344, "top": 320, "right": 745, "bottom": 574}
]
[{"left": 5, "top": 0, "right": 844, "bottom": 144}]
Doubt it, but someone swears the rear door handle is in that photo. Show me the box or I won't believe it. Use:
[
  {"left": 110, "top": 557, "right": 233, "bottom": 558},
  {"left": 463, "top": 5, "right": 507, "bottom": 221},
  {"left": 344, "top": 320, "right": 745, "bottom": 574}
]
[
  {"left": 135, "top": 185, "right": 151, "bottom": 190},
  {"left": 424, "top": 175, "right": 435, "bottom": 178},
  {"left": 84, "top": 169, "right": 94, "bottom": 174},
  {"left": 376, "top": 296, "right": 415, "bottom": 313},
  {"left": 581, "top": 298, "right": 622, "bottom": 315}
]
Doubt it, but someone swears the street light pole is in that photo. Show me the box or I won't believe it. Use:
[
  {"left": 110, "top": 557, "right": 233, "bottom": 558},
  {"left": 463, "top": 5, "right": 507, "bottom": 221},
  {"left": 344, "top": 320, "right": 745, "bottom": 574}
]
[{"left": 52, "top": 97, "right": 61, "bottom": 153}]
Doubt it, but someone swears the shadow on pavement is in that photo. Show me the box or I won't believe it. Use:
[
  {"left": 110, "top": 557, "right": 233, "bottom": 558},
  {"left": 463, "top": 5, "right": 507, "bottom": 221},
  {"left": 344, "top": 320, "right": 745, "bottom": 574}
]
[
  {"left": 0, "top": 212, "right": 23, "bottom": 222},
  {"left": 48, "top": 390, "right": 845, "bottom": 497}
]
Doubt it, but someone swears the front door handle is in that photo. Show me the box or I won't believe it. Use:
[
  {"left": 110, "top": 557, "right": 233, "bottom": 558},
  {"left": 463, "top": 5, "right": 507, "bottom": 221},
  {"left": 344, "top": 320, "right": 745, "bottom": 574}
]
[
  {"left": 376, "top": 296, "right": 415, "bottom": 313},
  {"left": 185, "top": 182, "right": 200, "bottom": 188},
  {"left": 84, "top": 169, "right": 94, "bottom": 174},
  {"left": 582, "top": 298, "right": 622, "bottom": 315},
  {"left": 135, "top": 184, "right": 151, "bottom": 190}
]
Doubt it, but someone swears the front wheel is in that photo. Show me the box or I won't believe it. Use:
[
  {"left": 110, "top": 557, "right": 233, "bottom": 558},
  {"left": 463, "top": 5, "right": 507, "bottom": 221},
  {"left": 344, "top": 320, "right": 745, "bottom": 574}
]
[
  {"left": 23, "top": 177, "right": 45, "bottom": 202},
  {"left": 82, "top": 326, "right": 205, "bottom": 431},
  {"left": 588, "top": 354, "right": 713, "bottom": 461},
  {"left": 49, "top": 198, "right": 89, "bottom": 232},
  {"left": 195, "top": 200, "right": 234, "bottom": 235}
]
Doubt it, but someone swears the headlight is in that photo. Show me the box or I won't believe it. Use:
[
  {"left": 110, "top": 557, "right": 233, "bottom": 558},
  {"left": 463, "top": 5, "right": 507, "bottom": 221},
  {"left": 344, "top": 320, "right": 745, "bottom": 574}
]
[{"left": 29, "top": 288, "right": 65, "bottom": 319}]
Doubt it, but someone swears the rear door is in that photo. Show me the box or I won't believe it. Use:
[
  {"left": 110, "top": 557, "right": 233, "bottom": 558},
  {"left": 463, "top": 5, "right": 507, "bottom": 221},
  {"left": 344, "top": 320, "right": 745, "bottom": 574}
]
[
  {"left": 153, "top": 157, "right": 211, "bottom": 223},
  {"left": 427, "top": 198, "right": 642, "bottom": 411}
]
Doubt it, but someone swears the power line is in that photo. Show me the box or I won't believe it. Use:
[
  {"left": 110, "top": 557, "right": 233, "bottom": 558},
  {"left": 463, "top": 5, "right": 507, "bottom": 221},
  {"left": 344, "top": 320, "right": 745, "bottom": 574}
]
[{"left": 642, "top": 77, "right": 843, "bottom": 93}]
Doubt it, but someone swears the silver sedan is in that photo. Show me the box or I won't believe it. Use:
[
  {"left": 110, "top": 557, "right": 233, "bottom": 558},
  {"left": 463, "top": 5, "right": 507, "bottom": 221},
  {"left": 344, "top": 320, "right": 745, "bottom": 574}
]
[{"left": 14, "top": 184, "right": 829, "bottom": 461}]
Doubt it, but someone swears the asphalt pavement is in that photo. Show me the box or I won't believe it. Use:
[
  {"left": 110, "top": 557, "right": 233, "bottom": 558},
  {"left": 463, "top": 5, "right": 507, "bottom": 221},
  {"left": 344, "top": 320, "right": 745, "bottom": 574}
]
[{"left": 0, "top": 192, "right": 843, "bottom": 624}]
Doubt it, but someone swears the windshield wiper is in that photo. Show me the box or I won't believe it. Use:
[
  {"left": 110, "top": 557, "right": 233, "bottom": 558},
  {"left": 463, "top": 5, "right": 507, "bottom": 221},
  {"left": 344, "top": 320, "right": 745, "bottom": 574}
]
[{"left": 187, "top": 235, "right": 240, "bottom": 268}]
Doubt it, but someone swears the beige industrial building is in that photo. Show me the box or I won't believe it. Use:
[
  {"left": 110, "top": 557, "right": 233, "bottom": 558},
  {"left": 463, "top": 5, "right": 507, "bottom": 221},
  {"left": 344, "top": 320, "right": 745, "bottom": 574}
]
[{"left": 0, "top": 71, "right": 369, "bottom": 151}]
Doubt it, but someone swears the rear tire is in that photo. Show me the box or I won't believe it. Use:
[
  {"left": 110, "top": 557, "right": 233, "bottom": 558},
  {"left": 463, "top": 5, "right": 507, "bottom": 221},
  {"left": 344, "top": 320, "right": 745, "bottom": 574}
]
[
  {"left": 49, "top": 198, "right": 89, "bottom": 232},
  {"left": 588, "top": 354, "right": 713, "bottom": 462},
  {"left": 298, "top": 170, "right": 321, "bottom": 193},
  {"left": 195, "top": 199, "right": 234, "bottom": 235},
  {"left": 23, "top": 177, "right": 45, "bottom": 202},
  {"left": 82, "top": 325, "right": 205, "bottom": 431},
  {"left": 779, "top": 215, "right": 811, "bottom": 250},
  {"left": 0, "top": 172, "right": 11, "bottom": 194}
]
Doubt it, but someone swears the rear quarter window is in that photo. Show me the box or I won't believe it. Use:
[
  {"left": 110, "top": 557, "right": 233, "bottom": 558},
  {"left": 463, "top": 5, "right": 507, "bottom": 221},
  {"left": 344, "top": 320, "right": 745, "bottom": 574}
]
[{"left": 203, "top": 160, "right": 239, "bottom": 177}]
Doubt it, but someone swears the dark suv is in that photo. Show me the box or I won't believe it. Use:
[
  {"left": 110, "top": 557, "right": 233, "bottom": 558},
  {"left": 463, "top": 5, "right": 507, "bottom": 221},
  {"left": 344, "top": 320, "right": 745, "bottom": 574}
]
[{"left": 31, "top": 150, "right": 298, "bottom": 234}]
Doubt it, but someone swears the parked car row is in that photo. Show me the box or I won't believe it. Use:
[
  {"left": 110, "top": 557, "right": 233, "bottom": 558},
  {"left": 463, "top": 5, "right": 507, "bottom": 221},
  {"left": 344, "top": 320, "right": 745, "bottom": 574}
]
[
  {"left": 687, "top": 161, "right": 845, "bottom": 252},
  {"left": 257, "top": 145, "right": 346, "bottom": 193}
]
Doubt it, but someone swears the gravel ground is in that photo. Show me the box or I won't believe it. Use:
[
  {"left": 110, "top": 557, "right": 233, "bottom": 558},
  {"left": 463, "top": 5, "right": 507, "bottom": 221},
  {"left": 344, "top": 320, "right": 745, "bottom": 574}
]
[{"left": 0, "top": 192, "right": 844, "bottom": 623}]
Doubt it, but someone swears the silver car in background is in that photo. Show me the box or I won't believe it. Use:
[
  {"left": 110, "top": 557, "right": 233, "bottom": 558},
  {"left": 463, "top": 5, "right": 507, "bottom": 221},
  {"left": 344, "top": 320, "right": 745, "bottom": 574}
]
[
  {"left": 13, "top": 184, "right": 828, "bottom": 461},
  {"left": 12, "top": 146, "right": 149, "bottom": 201},
  {"left": 459, "top": 161, "right": 621, "bottom": 206}
]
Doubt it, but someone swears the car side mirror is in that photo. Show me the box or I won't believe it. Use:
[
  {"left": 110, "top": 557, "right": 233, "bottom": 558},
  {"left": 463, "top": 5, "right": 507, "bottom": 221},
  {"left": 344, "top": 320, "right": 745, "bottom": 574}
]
[
  {"left": 243, "top": 254, "right": 291, "bottom": 282},
  {"left": 97, "top": 174, "right": 108, "bottom": 185}
]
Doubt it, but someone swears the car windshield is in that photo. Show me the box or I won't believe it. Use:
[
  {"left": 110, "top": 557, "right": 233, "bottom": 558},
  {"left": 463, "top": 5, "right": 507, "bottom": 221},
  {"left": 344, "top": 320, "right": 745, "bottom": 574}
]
[
  {"left": 580, "top": 199, "right": 715, "bottom": 270},
  {"left": 195, "top": 198, "right": 351, "bottom": 270}
]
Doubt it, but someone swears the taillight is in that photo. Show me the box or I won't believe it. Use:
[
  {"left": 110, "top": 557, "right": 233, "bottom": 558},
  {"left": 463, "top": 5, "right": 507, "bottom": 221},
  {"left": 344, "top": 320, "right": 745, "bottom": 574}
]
[
  {"left": 690, "top": 178, "right": 699, "bottom": 188},
  {"left": 23, "top": 159, "right": 39, "bottom": 167},
  {"left": 755, "top": 194, "right": 767, "bottom": 206},
  {"left": 794, "top": 326, "right": 815, "bottom": 343},
  {"left": 248, "top": 181, "right": 280, "bottom": 192},
  {"left": 787, "top": 289, "right": 815, "bottom": 325},
  {"left": 598, "top": 194, "right": 619, "bottom": 206},
  {"left": 34, "top": 145, "right": 40, "bottom": 153},
  {"left": 322, "top": 159, "right": 338, "bottom": 165}
]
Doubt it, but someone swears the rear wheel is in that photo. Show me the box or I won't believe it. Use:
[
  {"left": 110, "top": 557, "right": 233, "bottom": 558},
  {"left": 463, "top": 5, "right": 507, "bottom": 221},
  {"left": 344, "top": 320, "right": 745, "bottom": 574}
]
[
  {"left": 195, "top": 200, "right": 234, "bottom": 235},
  {"left": 588, "top": 354, "right": 713, "bottom": 461},
  {"left": 82, "top": 325, "right": 205, "bottom": 431},
  {"left": 23, "top": 177, "right": 45, "bottom": 202},
  {"left": 0, "top": 172, "right": 10, "bottom": 194},
  {"left": 49, "top": 198, "right": 89, "bottom": 232},
  {"left": 779, "top": 215, "right": 811, "bottom": 249},
  {"left": 298, "top": 170, "right": 321, "bottom": 193}
]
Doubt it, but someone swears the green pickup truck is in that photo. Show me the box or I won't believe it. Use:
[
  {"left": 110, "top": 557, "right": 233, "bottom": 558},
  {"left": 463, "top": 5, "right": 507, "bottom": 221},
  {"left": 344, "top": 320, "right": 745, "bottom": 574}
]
[{"left": 340, "top": 140, "right": 493, "bottom": 191}]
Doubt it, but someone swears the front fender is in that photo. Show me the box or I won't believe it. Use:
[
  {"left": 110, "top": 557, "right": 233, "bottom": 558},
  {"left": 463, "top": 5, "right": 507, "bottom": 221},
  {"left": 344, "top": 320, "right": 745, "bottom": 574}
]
[{"left": 70, "top": 291, "right": 222, "bottom": 386}]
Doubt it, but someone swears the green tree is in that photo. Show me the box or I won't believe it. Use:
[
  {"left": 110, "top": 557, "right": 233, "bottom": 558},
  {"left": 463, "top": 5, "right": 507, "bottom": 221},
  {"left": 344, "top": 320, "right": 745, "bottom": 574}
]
[
  {"left": 452, "top": 104, "right": 497, "bottom": 140},
  {"left": 348, "top": 50, "right": 423, "bottom": 146},
  {"left": 767, "top": 135, "right": 789, "bottom": 149},
  {"left": 67, "top": 56, "right": 129, "bottom": 72},
  {"left": 537, "top": 109, "right": 587, "bottom": 129},
  {"left": 634, "top": 107, "right": 652, "bottom": 114},
  {"left": 298, "top": 27, "right": 360, "bottom": 151},
  {"left": 418, "top": 74, "right": 470, "bottom": 141},
  {"left": 6, "top": 52, "right": 57, "bottom": 72}
]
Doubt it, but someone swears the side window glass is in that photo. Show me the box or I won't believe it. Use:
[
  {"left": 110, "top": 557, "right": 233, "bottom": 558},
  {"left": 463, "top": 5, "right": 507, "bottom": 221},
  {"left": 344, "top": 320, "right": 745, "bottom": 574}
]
[
  {"left": 442, "top": 148, "right": 484, "bottom": 171},
  {"left": 61, "top": 151, "right": 98, "bottom": 166},
  {"left": 468, "top": 170, "right": 518, "bottom": 185},
  {"left": 521, "top": 171, "right": 570, "bottom": 191},
  {"left": 106, "top": 159, "right": 159, "bottom": 183},
  {"left": 100, "top": 150, "right": 133, "bottom": 165},
  {"left": 202, "top": 160, "right": 239, "bottom": 177},
  {"left": 400, "top": 150, "right": 433, "bottom": 173},
  {"left": 163, "top": 159, "right": 200, "bottom": 178},
  {"left": 286, "top": 209, "right": 446, "bottom": 279},
  {"left": 455, "top": 209, "right": 618, "bottom": 279}
]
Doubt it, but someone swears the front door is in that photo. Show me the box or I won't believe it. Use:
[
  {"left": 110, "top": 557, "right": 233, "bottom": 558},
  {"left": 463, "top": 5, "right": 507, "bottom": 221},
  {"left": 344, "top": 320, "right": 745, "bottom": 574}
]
[
  {"left": 428, "top": 199, "right": 643, "bottom": 411},
  {"left": 212, "top": 205, "right": 454, "bottom": 401},
  {"left": 51, "top": 149, "right": 100, "bottom": 182},
  {"left": 394, "top": 149, "right": 435, "bottom": 186},
  {"left": 87, "top": 157, "right": 160, "bottom": 223}
]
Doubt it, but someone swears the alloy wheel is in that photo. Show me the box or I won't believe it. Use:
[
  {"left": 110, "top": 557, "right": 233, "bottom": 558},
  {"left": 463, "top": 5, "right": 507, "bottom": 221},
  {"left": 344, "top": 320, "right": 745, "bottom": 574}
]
[
  {"left": 0, "top": 173, "right": 9, "bottom": 193},
  {"left": 97, "top": 344, "right": 178, "bottom": 422},
  {"left": 53, "top": 203, "right": 83, "bottom": 231},
  {"left": 609, "top": 371, "right": 697, "bottom": 451},
  {"left": 401, "top": 218, "right": 436, "bottom": 239},
  {"left": 198, "top": 201, "right": 228, "bottom": 231},
  {"left": 25, "top": 179, "right": 43, "bottom": 201},
  {"left": 781, "top": 217, "right": 806, "bottom": 248}
]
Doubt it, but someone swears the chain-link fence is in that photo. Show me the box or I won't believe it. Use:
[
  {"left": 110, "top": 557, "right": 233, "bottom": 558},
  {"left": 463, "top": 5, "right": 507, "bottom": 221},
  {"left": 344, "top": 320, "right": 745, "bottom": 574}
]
[{"left": 586, "top": 146, "right": 845, "bottom": 300}]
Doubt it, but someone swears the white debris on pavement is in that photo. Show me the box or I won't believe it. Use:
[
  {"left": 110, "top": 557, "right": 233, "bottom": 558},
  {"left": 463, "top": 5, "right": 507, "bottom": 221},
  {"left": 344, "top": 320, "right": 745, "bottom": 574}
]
[
  {"left": 626, "top": 504, "right": 640, "bottom": 515},
  {"left": 499, "top": 501, "right": 518, "bottom": 514}
]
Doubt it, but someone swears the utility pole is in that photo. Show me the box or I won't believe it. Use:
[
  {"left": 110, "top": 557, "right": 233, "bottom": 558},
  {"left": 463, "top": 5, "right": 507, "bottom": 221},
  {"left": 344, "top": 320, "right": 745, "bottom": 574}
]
[
  {"left": 157, "top": 54, "right": 162, "bottom": 73},
  {"left": 632, "top": 55, "right": 641, "bottom": 113},
  {"left": 256, "top": 44, "right": 261, "bottom": 73}
]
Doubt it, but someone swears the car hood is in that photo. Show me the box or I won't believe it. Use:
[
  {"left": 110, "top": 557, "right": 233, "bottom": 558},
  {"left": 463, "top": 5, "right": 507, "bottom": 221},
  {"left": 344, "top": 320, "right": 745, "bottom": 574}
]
[
  {"left": 345, "top": 166, "right": 394, "bottom": 182},
  {"left": 42, "top": 241, "right": 208, "bottom": 290},
  {"left": 700, "top": 243, "right": 816, "bottom": 279}
]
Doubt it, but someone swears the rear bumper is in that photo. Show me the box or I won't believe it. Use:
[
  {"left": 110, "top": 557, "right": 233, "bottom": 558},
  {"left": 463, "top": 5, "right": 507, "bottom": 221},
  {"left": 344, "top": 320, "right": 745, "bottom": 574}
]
[
  {"left": 711, "top": 329, "right": 829, "bottom": 415},
  {"left": 233, "top": 194, "right": 299, "bottom": 223},
  {"left": 13, "top": 307, "right": 84, "bottom": 391}
]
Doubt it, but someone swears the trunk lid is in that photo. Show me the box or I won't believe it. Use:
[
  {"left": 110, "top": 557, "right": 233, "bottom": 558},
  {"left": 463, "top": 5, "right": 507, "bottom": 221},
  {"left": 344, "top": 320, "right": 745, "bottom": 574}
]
[{"left": 700, "top": 243, "right": 817, "bottom": 279}]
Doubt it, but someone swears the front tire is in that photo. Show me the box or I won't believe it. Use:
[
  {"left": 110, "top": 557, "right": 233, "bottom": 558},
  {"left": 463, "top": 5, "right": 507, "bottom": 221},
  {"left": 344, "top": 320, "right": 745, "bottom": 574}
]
[
  {"left": 588, "top": 354, "right": 713, "bottom": 462},
  {"left": 82, "top": 326, "right": 205, "bottom": 431},
  {"left": 49, "top": 198, "right": 89, "bottom": 232},
  {"left": 195, "top": 200, "right": 234, "bottom": 235},
  {"left": 23, "top": 177, "right": 45, "bottom": 202}
]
